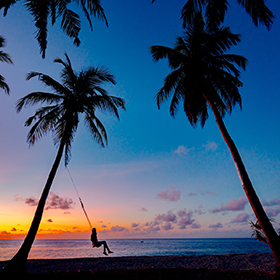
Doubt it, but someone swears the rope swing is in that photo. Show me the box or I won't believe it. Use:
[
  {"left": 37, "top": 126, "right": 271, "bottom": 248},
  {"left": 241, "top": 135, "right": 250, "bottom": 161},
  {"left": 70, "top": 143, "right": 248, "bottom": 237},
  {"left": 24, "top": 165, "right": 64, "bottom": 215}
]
[{"left": 66, "top": 167, "right": 93, "bottom": 229}]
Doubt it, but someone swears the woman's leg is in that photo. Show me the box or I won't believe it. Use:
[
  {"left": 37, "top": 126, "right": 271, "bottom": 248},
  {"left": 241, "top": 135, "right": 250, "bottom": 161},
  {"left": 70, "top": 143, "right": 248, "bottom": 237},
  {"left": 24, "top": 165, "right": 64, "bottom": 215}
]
[{"left": 100, "top": 241, "right": 113, "bottom": 254}]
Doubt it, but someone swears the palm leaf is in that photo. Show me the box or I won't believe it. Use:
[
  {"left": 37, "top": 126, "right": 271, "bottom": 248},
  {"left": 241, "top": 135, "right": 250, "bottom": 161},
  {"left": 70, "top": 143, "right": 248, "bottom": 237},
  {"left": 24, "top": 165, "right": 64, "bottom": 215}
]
[
  {"left": 25, "top": 0, "right": 49, "bottom": 58},
  {"left": 85, "top": 112, "right": 107, "bottom": 147},
  {"left": 16, "top": 91, "right": 63, "bottom": 112},
  {"left": 61, "top": 8, "right": 81, "bottom": 46},
  {"left": 237, "top": 0, "right": 274, "bottom": 30},
  {"left": 0, "top": 74, "right": 10, "bottom": 94}
]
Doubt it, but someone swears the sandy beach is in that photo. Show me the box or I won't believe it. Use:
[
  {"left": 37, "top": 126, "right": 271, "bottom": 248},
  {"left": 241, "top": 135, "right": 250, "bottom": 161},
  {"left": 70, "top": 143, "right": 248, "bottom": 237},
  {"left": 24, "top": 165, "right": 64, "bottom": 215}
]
[{"left": 0, "top": 253, "right": 276, "bottom": 279}]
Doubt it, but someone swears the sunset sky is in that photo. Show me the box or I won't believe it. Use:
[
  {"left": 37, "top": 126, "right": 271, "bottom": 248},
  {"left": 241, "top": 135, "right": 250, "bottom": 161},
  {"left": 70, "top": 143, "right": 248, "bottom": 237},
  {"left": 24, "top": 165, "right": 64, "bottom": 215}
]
[{"left": 0, "top": 0, "right": 280, "bottom": 240}]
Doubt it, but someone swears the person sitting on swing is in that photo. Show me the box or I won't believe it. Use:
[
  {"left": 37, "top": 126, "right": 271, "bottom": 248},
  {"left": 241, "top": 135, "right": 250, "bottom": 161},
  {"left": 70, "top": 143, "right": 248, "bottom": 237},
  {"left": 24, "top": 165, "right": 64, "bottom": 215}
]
[{"left": 91, "top": 228, "right": 113, "bottom": 256}]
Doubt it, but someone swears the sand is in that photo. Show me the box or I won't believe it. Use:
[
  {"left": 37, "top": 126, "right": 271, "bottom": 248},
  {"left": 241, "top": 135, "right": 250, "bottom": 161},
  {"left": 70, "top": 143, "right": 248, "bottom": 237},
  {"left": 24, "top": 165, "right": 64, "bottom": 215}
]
[{"left": 0, "top": 253, "right": 276, "bottom": 279}]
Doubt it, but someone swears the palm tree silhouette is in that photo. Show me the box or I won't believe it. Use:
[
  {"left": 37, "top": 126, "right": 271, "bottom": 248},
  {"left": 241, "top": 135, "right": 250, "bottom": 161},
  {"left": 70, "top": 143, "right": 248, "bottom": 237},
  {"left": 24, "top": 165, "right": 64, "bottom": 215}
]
[
  {"left": 150, "top": 12, "right": 280, "bottom": 272},
  {"left": 0, "top": 35, "right": 12, "bottom": 94},
  {"left": 2, "top": 53, "right": 125, "bottom": 275},
  {"left": 0, "top": 0, "right": 108, "bottom": 58},
  {"left": 152, "top": 0, "right": 274, "bottom": 31}
]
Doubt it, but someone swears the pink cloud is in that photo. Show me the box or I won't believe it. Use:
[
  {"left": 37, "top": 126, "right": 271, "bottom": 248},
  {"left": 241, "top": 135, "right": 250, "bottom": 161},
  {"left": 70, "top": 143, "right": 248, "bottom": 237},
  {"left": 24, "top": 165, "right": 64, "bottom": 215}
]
[
  {"left": 263, "top": 198, "right": 280, "bottom": 207},
  {"left": 15, "top": 192, "right": 75, "bottom": 211},
  {"left": 231, "top": 213, "right": 250, "bottom": 223},
  {"left": 110, "top": 225, "right": 128, "bottom": 233},
  {"left": 155, "top": 210, "right": 177, "bottom": 223},
  {"left": 210, "top": 196, "right": 247, "bottom": 213},
  {"left": 209, "top": 222, "right": 223, "bottom": 229},
  {"left": 162, "top": 222, "right": 174, "bottom": 231},
  {"left": 45, "top": 192, "right": 74, "bottom": 210},
  {"left": 157, "top": 186, "right": 181, "bottom": 202},
  {"left": 14, "top": 196, "right": 38, "bottom": 206},
  {"left": 264, "top": 205, "right": 280, "bottom": 217}
]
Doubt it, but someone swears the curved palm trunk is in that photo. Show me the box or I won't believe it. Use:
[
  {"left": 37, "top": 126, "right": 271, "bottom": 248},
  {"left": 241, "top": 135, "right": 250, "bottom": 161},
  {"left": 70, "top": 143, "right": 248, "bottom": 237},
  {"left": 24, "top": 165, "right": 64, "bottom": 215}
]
[
  {"left": 204, "top": 94, "right": 280, "bottom": 271},
  {"left": 2, "top": 140, "right": 65, "bottom": 276}
]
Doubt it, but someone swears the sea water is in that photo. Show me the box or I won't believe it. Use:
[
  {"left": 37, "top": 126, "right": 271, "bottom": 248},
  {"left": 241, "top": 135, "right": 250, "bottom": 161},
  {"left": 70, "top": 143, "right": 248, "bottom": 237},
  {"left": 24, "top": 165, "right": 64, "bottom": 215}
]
[{"left": 0, "top": 238, "right": 271, "bottom": 261}]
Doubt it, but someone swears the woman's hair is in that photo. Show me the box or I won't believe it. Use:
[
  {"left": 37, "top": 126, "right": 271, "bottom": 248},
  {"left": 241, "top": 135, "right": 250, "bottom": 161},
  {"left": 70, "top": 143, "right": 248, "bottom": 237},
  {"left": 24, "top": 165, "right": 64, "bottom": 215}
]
[{"left": 92, "top": 228, "right": 96, "bottom": 233}]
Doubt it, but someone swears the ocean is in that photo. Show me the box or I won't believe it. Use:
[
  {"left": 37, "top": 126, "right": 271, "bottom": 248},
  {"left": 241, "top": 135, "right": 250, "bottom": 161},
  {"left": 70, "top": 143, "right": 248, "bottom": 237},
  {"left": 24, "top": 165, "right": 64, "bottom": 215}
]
[{"left": 0, "top": 238, "right": 271, "bottom": 261}]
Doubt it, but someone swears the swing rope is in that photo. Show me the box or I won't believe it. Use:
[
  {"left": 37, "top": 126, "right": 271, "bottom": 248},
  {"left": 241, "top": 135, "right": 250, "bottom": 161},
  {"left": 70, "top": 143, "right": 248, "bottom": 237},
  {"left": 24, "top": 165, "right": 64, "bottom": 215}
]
[{"left": 66, "top": 167, "right": 93, "bottom": 230}]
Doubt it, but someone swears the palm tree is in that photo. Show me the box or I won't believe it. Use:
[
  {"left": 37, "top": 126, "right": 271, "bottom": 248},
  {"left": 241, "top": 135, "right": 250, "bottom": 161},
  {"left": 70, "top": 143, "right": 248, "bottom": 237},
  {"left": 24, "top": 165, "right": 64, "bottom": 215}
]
[
  {"left": 150, "top": 12, "right": 280, "bottom": 272},
  {"left": 152, "top": 0, "right": 274, "bottom": 31},
  {"left": 2, "top": 53, "right": 125, "bottom": 275},
  {"left": 0, "top": 35, "right": 13, "bottom": 94},
  {"left": 0, "top": 0, "right": 108, "bottom": 58}
]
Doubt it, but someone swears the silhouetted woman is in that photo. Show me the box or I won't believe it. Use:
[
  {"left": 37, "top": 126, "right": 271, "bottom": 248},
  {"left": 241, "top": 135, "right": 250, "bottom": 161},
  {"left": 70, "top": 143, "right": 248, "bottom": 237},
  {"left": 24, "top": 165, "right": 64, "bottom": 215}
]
[{"left": 91, "top": 228, "right": 113, "bottom": 256}]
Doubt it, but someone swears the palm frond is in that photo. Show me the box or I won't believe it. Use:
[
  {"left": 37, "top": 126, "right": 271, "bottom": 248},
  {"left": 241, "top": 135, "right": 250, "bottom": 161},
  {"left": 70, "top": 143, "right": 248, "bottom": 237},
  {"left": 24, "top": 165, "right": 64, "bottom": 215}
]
[
  {"left": 16, "top": 91, "right": 63, "bottom": 112},
  {"left": 0, "top": 74, "right": 10, "bottom": 94},
  {"left": 78, "top": 0, "right": 108, "bottom": 28},
  {"left": 237, "top": 0, "right": 274, "bottom": 30},
  {"left": 0, "top": 36, "right": 13, "bottom": 64},
  {"left": 0, "top": 50, "right": 13, "bottom": 63},
  {"left": 181, "top": 0, "right": 206, "bottom": 28},
  {"left": 25, "top": 0, "right": 49, "bottom": 58},
  {"left": 26, "top": 105, "right": 62, "bottom": 144},
  {"left": 84, "top": 66, "right": 116, "bottom": 86},
  {"left": 85, "top": 112, "right": 107, "bottom": 147},
  {"left": 150, "top": 45, "right": 186, "bottom": 70},
  {"left": 87, "top": 95, "right": 125, "bottom": 119},
  {"left": 0, "top": 0, "right": 20, "bottom": 16},
  {"left": 156, "top": 68, "right": 182, "bottom": 109},
  {"left": 216, "top": 54, "right": 247, "bottom": 72},
  {"left": 61, "top": 8, "right": 81, "bottom": 46},
  {"left": 27, "top": 71, "right": 70, "bottom": 96},
  {"left": 205, "top": 0, "right": 229, "bottom": 31}
]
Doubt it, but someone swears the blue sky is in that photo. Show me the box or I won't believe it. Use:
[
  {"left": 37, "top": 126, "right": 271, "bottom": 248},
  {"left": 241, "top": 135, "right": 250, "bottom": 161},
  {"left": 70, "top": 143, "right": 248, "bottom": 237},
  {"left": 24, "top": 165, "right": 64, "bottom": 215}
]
[{"left": 0, "top": 0, "right": 280, "bottom": 239}]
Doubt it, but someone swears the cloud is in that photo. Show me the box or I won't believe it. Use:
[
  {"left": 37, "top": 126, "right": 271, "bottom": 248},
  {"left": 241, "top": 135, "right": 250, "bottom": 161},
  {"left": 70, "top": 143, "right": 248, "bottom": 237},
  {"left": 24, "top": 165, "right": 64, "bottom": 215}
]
[
  {"left": 263, "top": 198, "right": 280, "bottom": 207},
  {"left": 143, "top": 221, "right": 161, "bottom": 233},
  {"left": 191, "top": 222, "right": 201, "bottom": 229},
  {"left": 210, "top": 196, "right": 247, "bottom": 213},
  {"left": 157, "top": 186, "right": 181, "bottom": 202},
  {"left": 14, "top": 196, "right": 38, "bottom": 206},
  {"left": 209, "top": 222, "right": 223, "bottom": 229},
  {"left": 45, "top": 192, "right": 74, "bottom": 210},
  {"left": 162, "top": 222, "right": 174, "bottom": 231},
  {"left": 14, "top": 192, "right": 75, "bottom": 211},
  {"left": 194, "top": 205, "right": 206, "bottom": 215},
  {"left": 143, "top": 207, "right": 203, "bottom": 233},
  {"left": 110, "top": 225, "right": 128, "bottom": 233},
  {"left": 176, "top": 208, "right": 202, "bottom": 229},
  {"left": 174, "top": 145, "right": 191, "bottom": 155},
  {"left": 231, "top": 213, "right": 250, "bottom": 223},
  {"left": 11, "top": 227, "right": 17, "bottom": 232},
  {"left": 101, "top": 225, "right": 107, "bottom": 228},
  {"left": 177, "top": 209, "right": 196, "bottom": 229},
  {"left": 264, "top": 206, "right": 280, "bottom": 218},
  {"left": 155, "top": 210, "right": 177, "bottom": 223},
  {"left": 131, "top": 222, "right": 139, "bottom": 228},
  {"left": 46, "top": 219, "right": 53, "bottom": 223},
  {"left": 140, "top": 207, "right": 148, "bottom": 212},
  {"left": 203, "top": 141, "right": 218, "bottom": 152}
]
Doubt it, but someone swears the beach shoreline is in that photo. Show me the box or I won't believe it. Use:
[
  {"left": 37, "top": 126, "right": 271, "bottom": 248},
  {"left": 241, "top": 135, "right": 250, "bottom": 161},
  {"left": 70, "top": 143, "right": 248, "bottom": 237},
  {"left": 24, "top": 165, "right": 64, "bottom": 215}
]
[{"left": 0, "top": 253, "right": 276, "bottom": 279}]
